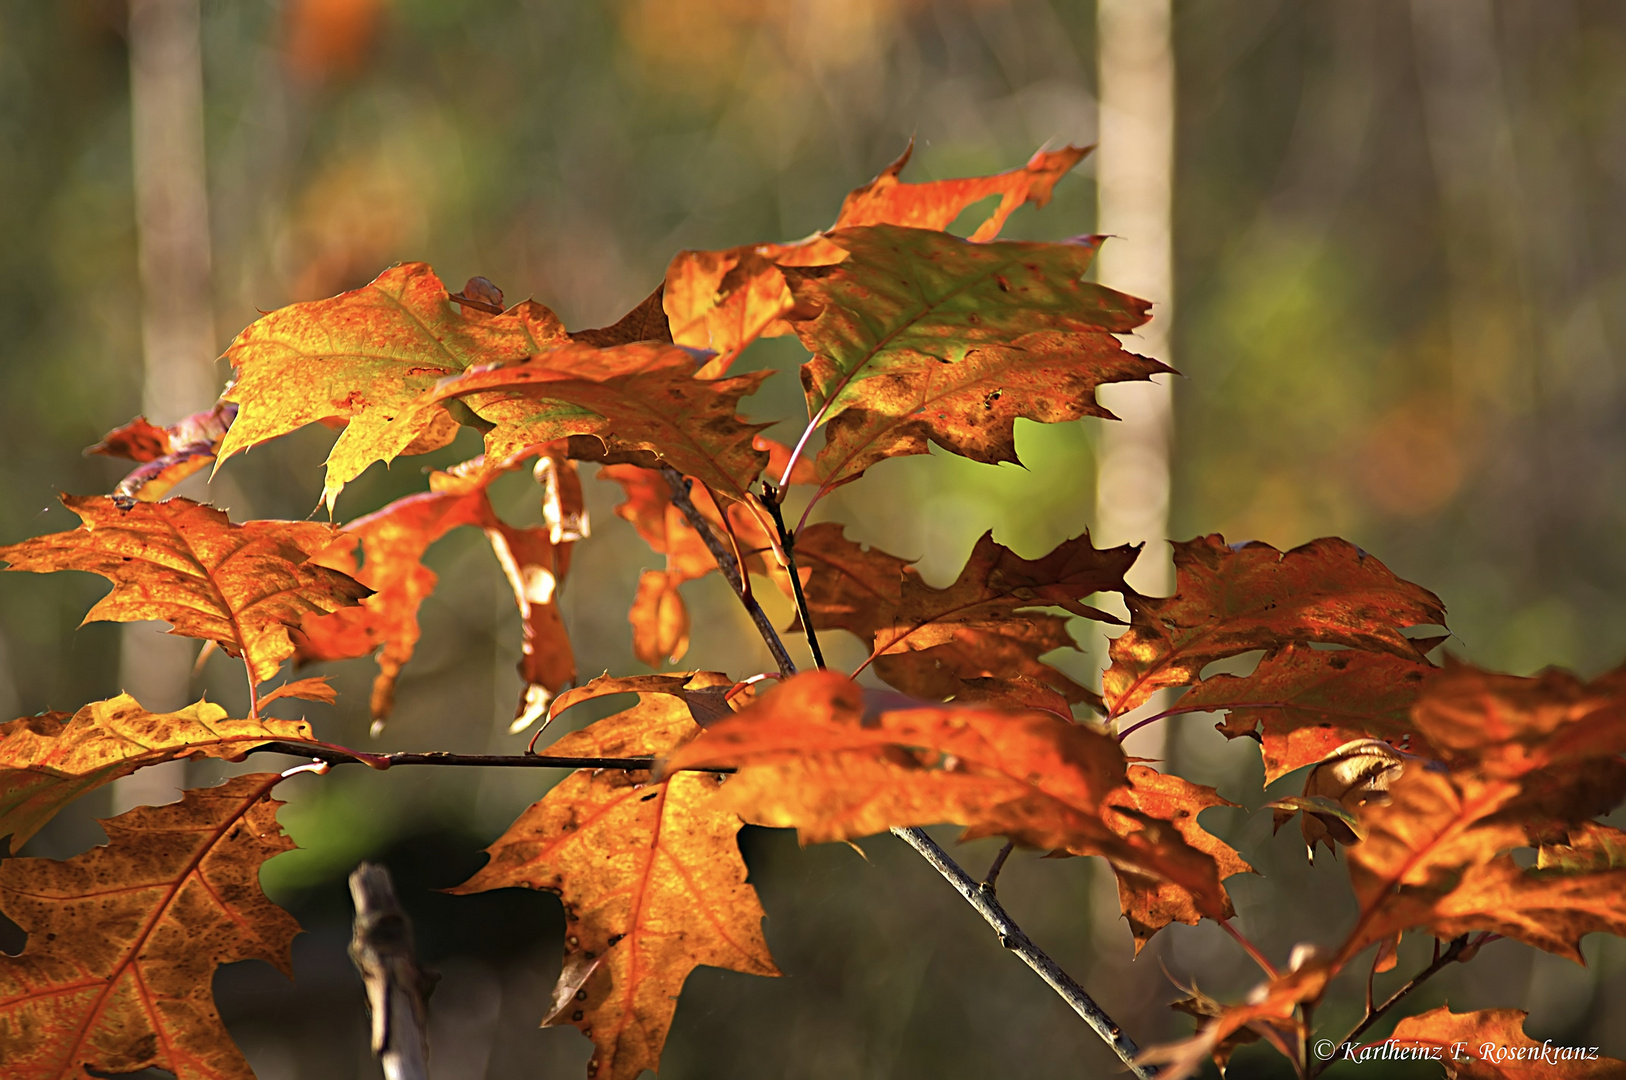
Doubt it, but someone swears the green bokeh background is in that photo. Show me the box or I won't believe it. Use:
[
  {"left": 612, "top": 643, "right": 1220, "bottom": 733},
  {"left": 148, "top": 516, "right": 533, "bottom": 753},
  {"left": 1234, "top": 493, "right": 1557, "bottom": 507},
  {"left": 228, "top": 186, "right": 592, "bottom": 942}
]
[{"left": 3, "top": 2, "right": 1625, "bottom": 1077}]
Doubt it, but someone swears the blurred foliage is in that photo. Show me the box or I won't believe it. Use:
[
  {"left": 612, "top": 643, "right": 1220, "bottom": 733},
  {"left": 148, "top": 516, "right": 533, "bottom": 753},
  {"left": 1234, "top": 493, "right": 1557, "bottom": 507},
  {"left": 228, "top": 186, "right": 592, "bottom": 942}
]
[{"left": 4, "top": 1, "right": 1626, "bottom": 1077}]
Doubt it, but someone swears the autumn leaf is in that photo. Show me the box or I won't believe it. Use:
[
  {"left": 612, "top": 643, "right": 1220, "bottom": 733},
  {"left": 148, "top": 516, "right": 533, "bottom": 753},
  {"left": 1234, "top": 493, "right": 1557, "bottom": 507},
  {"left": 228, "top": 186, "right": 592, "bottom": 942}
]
[
  {"left": 1103, "top": 535, "right": 1446, "bottom": 718},
  {"left": 663, "top": 671, "right": 1232, "bottom": 916},
  {"left": 0, "top": 773, "right": 301, "bottom": 1080},
  {"left": 793, "top": 524, "right": 1137, "bottom": 704},
  {"left": 218, "top": 262, "right": 570, "bottom": 508},
  {"left": 1101, "top": 765, "right": 1253, "bottom": 952},
  {"left": 664, "top": 249, "right": 796, "bottom": 378},
  {"left": 0, "top": 495, "right": 368, "bottom": 687},
  {"left": 630, "top": 570, "right": 691, "bottom": 666},
  {"left": 0, "top": 695, "right": 328, "bottom": 852},
  {"left": 487, "top": 513, "right": 577, "bottom": 729},
  {"left": 546, "top": 671, "right": 740, "bottom": 733},
  {"left": 1270, "top": 738, "right": 1408, "bottom": 860},
  {"left": 1539, "top": 823, "right": 1626, "bottom": 873},
  {"left": 569, "top": 283, "right": 674, "bottom": 349},
  {"left": 1187, "top": 644, "right": 1438, "bottom": 782},
  {"left": 1140, "top": 958, "right": 1337, "bottom": 1080},
  {"left": 87, "top": 402, "right": 238, "bottom": 503},
  {"left": 452, "top": 684, "right": 778, "bottom": 1080},
  {"left": 788, "top": 225, "right": 1160, "bottom": 493},
  {"left": 1385, "top": 1006, "right": 1626, "bottom": 1077},
  {"left": 433, "top": 340, "right": 772, "bottom": 502}
]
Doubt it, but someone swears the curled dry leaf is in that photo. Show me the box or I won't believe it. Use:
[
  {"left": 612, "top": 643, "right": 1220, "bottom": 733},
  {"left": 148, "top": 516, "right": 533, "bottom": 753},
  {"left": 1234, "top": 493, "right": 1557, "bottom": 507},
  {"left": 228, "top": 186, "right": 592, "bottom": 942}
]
[
  {"left": 1103, "top": 535, "right": 1446, "bottom": 718},
  {"left": 452, "top": 689, "right": 778, "bottom": 1080},
  {"left": 1385, "top": 1006, "right": 1626, "bottom": 1077},
  {"left": 0, "top": 495, "right": 369, "bottom": 686},
  {"left": 1271, "top": 738, "right": 1408, "bottom": 861},
  {"left": 629, "top": 569, "right": 691, "bottom": 667},
  {"left": 219, "top": 262, "right": 569, "bottom": 509},
  {"left": 568, "top": 283, "right": 674, "bottom": 349},
  {"left": 0, "top": 694, "right": 326, "bottom": 851},
  {"left": 87, "top": 401, "right": 238, "bottom": 503},
  {"left": 0, "top": 774, "right": 301, "bottom": 1080}
]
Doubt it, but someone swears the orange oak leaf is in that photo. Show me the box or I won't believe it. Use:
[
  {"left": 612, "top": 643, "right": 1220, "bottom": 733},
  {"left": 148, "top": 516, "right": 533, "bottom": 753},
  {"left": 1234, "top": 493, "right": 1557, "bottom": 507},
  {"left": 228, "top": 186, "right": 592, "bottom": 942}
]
[
  {"left": 219, "top": 262, "right": 569, "bottom": 509},
  {"left": 451, "top": 686, "right": 778, "bottom": 1080},
  {"left": 433, "top": 340, "right": 772, "bottom": 502},
  {"left": 1102, "top": 535, "right": 1446, "bottom": 718},
  {"left": 1384, "top": 1006, "right": 1626, "bottom": 1077},
  {"left": 787, "top": 225, "right": 1158, "bottom": 493},
  {"left": 1187, "top": 644, "right": 1438, "bottom": 782},
  {"left": 1539, "top": 823, "right": 1626, "bottom": 873},
  {"left": 664, "top": 249, "right": 796, "bottom": 378},
  {"left": 1101, "top": 765, "right": 1253, "bottom": 952},
  {"left": 0, "top": 773, "right": 301, "bottom": 1080},
  {"left": 630, "top": 569, "right": 690, "bottom": 667},
  {"left": 87, "top": 402, "right": 238, "bottom": 503},
  {"left": 255, "top": 675, "right": 337, "bottom": 708},
  {"left": 0, "top": 695, "right": 326, "bottom": 852},
  {"left": 663, "top": 671, "right": 1231, "bottom": 915},
  {"left": 794, "top": 524, "right": 1136, "bottom": 704},
  {"left": 1139, "top": 958, "right": 1338, "bottom": 1080},
  {"left": 0, "top": 495, "right": 368, "bottom": 687}
]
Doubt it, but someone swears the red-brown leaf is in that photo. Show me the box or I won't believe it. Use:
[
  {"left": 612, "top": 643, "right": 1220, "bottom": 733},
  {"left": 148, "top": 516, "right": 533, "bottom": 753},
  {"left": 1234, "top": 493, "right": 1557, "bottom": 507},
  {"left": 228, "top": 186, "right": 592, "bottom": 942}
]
[{"left": 1385, "top": 1006, "right": 1626, "bottom": 1077}]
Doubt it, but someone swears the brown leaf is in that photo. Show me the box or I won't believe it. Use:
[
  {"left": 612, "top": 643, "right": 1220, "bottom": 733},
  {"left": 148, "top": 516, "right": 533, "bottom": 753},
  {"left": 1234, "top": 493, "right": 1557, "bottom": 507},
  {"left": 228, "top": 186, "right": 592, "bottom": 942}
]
[
  {"left": 1103, "top": 535, "right": 1446, "bottom": 718},
  {"left": 435, "top": 340, "right": 772, "bottom": 502},
  {"left": 794, "top": 525, "right": 1136, "bottom": 705},
  {"left": 0, "top": 773, "right": 301, "bottom": 1080},
  {"left": 546, "top": 671, "right": 738, "bottom": 734},
  {"left": 1103, "top": 765, "right": 1253, "bottom": 952},
  {"left": 450, "top": 698, "right": 778, "bottom": 1080},
  {"left": 569, "top": 283, "right": 674, "bottom": 348},
  {"left": 1272, "top": 738, "right": 1408, "bottom": 861},
  {"left": 1386, "top": 1006, "right": 1626, "bottom": 1077},
  {"left": 0, "top": 695, "right": 323, "bottom": 852},
  {"left": 1168, "top": 982, "right": 1262, "bottom": 1076},
  {"left": 1186, "top": 643, "right": 1437, "bottom": 782},
  {"left": 0, "top": 495, "right": 368, "bottom": 686},
  {"left": 630, "top": 569, "right": 690, "bottom": 667},
  {"left": 219, "top": 262, "right": 569, "bottom": 509}
]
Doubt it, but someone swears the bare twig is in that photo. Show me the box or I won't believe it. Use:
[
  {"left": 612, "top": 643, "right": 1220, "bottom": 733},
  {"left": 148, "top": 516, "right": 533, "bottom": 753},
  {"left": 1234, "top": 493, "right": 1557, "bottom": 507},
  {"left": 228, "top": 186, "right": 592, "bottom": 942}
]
[
  {"left": 1308, "top": 935, "right": 1471, "bottom": 1078},
  {"left": 251, "top": 742, "right": 734, "bottom": 773},
  {"left": 660, "top": 466, "right": 797, "bottom": 677},
  {"left": 761, "top": 480, "right": 827, "bottom": 670},
  {"left": 349, "top": 862, "right": 436, "bottom": 1080},
  {"left": 980, "top": 839, "right": 1015, "bottom": 894},
  {"left": 892, "top": 826, "right": 1155, "bottom": 1079}
]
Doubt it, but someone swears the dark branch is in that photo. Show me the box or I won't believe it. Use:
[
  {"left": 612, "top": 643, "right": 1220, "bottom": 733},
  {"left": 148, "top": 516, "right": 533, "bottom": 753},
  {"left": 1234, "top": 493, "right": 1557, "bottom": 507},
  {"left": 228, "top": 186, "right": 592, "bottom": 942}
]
[
  {"left": 660, "top": 465, "right": 798, "bottom": 677},
  {"left": 1309, "top": 935, "right": 1471, "bottom": 1078},
  {"left": 251, "top": 742, "right": 734, "bottom": 773},
  {"left": 892, "top": 827, "right": 1155, "bottom": 1079},
  {"left": 761, "top": 480, "right": 827, "bottom": 670}
]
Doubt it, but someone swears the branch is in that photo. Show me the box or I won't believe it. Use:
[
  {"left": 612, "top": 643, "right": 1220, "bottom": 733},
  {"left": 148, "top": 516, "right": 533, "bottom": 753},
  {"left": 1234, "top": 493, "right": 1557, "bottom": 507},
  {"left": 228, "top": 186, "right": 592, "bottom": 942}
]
[
  {"left": 891, "top": 826, "right": 1156, "bottom": 1079},
  {"left": 251, "top": 742, "right": 735, "bottom": 773},
  {"left": 760, "top": 481, "right": 826, "bottom": 670},
  {"left": 349, "top": 862, "right": 435, "bottom": 1080},
  {"left": 1308, "top": 934, "right": 1471, "bottom": 1079},
  {"left": 660, "top": 466, "right": 797, "bottom": 677}
]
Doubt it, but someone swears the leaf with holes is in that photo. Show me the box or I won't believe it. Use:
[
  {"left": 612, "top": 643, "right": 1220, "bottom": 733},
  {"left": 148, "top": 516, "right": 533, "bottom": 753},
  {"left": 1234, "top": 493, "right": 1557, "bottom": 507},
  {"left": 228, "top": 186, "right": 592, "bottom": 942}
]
[{"left": 0, "top": 773, "right": 300, "bottom": 1080}]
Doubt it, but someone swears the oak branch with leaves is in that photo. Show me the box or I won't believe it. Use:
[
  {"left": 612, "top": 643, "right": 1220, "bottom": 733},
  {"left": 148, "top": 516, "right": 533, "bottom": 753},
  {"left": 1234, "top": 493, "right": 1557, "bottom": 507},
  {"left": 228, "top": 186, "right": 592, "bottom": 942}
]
[{"left": 3, "top": 144, "right": 1625, "bottom": 1080}]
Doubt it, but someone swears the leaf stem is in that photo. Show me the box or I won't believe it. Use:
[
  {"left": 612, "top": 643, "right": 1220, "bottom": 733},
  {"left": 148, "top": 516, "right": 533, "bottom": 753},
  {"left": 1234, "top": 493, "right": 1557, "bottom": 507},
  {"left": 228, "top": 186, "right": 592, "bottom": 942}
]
[
  {"left": 1307, "top": 934, "right": 1471, "bottom": 1079},
  {"left": 891, "top": 826, "right": 1155, "bottom": 1079},
  {"left": 660, "top": 466, "right": 797, "bottom": 678},
  {"left": 1220, "top": 918, "right": 1278, "bottom": 978},
  {"left": 761, "top": 480, "right": 826, "bottom": 670}
]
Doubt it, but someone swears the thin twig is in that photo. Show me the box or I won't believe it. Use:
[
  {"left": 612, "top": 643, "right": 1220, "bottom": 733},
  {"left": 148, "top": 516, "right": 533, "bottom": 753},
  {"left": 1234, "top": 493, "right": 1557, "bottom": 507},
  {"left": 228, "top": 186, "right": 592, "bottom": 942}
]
[
  {"left": 1220, "top": 918, "right": 1278, "bottom": 978},
  {"left": 1308, "top": 935, "right": 1470, "bottom": 1078},
  {"left": 349, "top": 862, "right": 435, "bottom": 1080},
  {"left": 251, "top": 742, "right": 735, "bottom": 773},
  {"left": 892, "top": 826, "right": 1155, "bottom": 1079},
  {"left": 980, "top": 840, "right": 1015, "bottom": 895},
  {"left": 660, "top": 466, "right": 797, "bottom": 677},
  {"left": 761, "top": 480, "right": 826, "bottom": 670}
]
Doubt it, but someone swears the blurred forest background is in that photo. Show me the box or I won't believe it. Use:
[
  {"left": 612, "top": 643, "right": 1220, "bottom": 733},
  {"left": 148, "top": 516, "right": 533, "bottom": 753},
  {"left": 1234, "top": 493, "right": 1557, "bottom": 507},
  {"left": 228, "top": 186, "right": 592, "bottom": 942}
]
[{"left": 4, "top": 1, "right": 1626, "bottom": 1077}]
